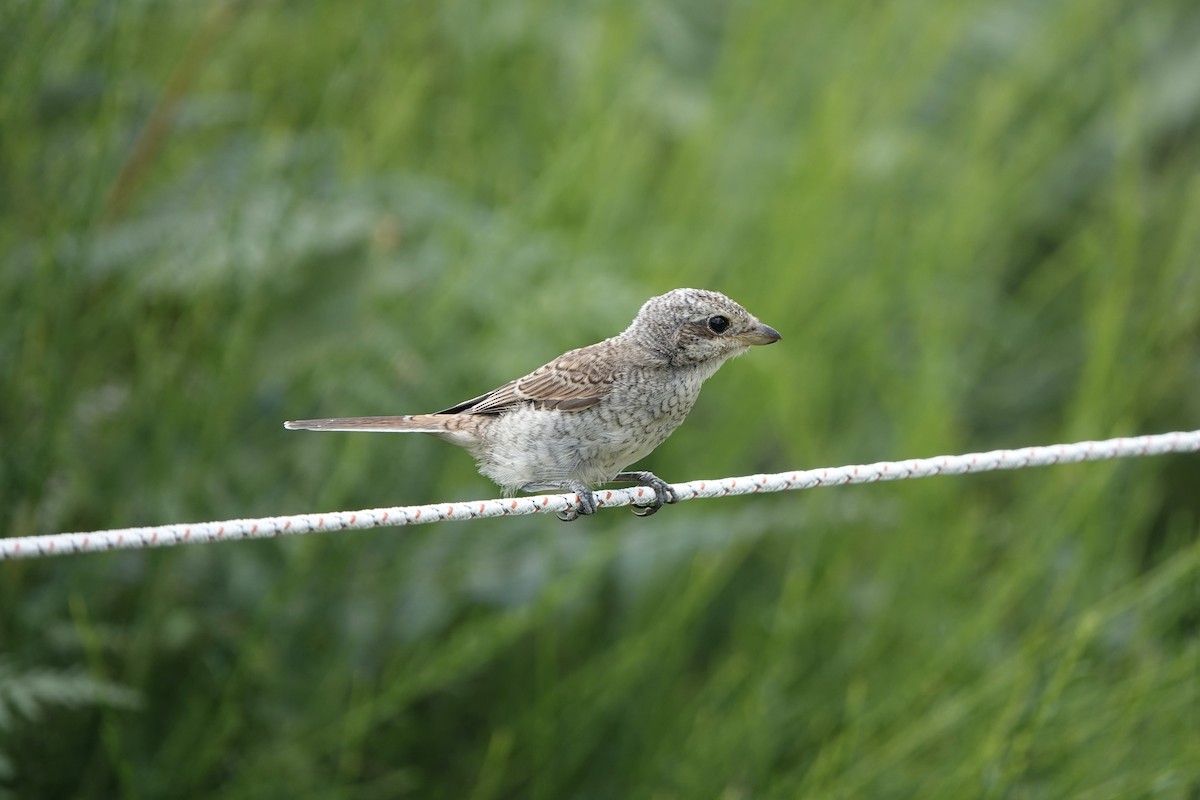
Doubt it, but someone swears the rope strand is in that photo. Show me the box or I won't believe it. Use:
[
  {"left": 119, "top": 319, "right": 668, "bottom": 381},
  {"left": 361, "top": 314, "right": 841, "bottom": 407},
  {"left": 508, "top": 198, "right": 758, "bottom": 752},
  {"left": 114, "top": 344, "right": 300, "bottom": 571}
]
[{"left": 4, "top": 429, "right": 1198, "bottom": 560}]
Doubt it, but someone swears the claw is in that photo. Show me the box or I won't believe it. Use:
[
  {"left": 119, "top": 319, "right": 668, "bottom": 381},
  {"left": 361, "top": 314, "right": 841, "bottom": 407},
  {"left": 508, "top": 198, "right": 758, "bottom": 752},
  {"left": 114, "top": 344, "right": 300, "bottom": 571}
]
[
  {"left": 613, "top": 471, "right": 677, "bottom": 517},
  {"left": 556, "top": 487, "right": 597, "bottom": 521},
  {"left": 523, "top": 481, "right": 596, "bottom": 522}
]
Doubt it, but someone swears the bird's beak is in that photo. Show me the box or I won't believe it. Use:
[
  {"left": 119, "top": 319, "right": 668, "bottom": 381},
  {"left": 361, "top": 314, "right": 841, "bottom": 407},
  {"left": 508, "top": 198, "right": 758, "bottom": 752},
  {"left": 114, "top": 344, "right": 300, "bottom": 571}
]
[{"left": 737, "top": 322, "right": 782, "bottom": 346}]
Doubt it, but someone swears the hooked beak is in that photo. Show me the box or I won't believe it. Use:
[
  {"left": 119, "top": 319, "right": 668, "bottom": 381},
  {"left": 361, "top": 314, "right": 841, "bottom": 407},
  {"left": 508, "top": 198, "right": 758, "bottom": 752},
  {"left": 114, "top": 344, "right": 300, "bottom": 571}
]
[{"left": 737, "top": 322, "right": 782, "bottom": 346}]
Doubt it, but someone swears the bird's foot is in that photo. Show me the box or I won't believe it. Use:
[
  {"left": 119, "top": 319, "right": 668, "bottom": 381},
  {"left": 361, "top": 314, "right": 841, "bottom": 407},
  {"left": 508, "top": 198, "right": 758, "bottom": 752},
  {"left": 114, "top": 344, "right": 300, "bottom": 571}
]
[
  {"left": 613, "top": 471, "right": 678, "bottom": 517},
  {"left": 521, "top": 481, "right": 596, "bottom": 522}
]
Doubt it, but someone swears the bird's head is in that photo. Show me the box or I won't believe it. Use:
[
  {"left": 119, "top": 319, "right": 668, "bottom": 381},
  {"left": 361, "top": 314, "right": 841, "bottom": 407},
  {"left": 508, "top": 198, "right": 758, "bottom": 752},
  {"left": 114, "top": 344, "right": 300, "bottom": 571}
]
[{"left": 625, "top": 288, "right": 781, "bottom": 366}]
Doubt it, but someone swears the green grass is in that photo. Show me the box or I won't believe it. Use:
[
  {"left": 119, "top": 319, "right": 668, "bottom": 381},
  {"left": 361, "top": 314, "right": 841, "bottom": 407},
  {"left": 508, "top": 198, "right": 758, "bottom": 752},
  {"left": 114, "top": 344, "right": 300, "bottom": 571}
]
[{"left": 3, "top": 0, "right": 1199, "bottom": 797}]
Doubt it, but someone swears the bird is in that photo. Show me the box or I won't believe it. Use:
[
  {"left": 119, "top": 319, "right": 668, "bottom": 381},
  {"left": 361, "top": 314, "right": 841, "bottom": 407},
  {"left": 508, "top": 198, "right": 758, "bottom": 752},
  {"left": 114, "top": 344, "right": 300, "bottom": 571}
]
[{"left": 285, "top": 288, "right": 781, "bottom": 520}]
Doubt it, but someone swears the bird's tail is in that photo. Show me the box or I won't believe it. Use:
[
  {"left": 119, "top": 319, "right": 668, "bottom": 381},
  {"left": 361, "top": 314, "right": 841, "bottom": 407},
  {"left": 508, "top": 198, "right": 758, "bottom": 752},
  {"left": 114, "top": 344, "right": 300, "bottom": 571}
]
[{"left": 283, "top": 415, "right": 450, "bottom": 433}]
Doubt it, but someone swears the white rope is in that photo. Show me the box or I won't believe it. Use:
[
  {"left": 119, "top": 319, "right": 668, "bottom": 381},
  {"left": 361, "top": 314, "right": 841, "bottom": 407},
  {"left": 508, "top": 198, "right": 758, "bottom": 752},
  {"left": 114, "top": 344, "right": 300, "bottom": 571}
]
[{"left": 3, "top": 429, "right": 1198, "bottom": 560}]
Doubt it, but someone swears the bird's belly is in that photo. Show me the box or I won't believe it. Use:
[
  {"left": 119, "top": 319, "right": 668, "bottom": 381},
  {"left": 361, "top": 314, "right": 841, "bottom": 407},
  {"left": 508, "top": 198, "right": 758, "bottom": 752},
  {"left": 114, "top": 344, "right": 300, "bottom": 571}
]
[{"left": 471, "top": 401, "right": 689, "bottom": 490}]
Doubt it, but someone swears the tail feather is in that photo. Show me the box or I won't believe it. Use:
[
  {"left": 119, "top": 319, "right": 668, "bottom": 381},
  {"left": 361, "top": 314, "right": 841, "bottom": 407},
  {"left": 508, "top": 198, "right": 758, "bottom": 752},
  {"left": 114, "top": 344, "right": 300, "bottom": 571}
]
[{"left": 284, "top": 415, "right": 446, "bottom": 433}]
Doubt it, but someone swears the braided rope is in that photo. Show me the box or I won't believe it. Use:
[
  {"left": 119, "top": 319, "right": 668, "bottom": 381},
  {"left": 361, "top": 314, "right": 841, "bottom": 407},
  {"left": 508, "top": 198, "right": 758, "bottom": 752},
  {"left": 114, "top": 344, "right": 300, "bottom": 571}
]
[{"left": 3, "top": 429, "right": 1197, "bottom": 560}]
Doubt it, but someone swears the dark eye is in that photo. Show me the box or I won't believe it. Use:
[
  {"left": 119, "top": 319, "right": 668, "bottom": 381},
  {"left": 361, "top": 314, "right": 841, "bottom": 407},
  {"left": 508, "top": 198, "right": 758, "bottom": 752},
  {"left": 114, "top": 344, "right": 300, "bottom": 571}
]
[{"left": 707, "top": 315, "right": 730, "bottom": 334}]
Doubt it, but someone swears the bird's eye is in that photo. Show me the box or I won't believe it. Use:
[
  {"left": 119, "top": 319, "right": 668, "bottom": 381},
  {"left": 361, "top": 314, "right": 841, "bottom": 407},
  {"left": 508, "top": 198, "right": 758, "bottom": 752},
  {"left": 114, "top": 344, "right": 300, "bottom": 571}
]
[{"left": 707, "top": 315, "right": 730, "bottom": 334}]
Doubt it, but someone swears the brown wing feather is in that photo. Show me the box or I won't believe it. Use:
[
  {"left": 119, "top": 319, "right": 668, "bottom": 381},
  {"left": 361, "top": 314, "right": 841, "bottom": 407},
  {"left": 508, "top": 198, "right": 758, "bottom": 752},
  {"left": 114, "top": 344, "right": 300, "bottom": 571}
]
[{"left": 437, "top": 343, "right": 617, "bottom": 415}]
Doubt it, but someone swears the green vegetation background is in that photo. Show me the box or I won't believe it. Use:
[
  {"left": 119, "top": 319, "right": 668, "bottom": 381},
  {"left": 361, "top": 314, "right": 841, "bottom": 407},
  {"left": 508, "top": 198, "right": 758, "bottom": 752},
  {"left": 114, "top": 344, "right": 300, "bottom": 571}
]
[{"left": 3, "top": 1, "right": 1199, "bottom": 797}]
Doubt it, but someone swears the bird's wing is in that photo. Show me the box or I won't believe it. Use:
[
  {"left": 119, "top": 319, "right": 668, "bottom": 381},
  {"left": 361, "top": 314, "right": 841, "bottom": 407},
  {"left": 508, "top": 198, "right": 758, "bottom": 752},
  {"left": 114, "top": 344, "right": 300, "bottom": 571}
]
[{"left": 438, "top": 344, "right": 618, "bottom": 415}]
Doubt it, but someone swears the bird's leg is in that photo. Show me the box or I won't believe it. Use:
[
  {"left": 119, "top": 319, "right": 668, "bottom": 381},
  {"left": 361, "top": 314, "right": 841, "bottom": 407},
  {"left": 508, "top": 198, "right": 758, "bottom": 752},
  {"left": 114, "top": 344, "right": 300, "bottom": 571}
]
[
  {"left": 521, "top": 480, "right": 597, "bottom": 522},
  {"left": 612, "top": 471, "right": 678, "bottom": 517}
]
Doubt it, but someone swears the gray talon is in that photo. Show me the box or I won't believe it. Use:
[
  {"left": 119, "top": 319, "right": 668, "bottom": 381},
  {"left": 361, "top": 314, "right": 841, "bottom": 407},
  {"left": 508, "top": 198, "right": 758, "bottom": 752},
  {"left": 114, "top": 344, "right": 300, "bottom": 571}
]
[
  {"left": 524, "top": 481, "right": 595, "bottom": 522},
  {"left": 614, "top": 471, "right": 676, "bottom": 517},
  {"left": 559, "top": 487, "right": 596, "bottom": 521}
]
